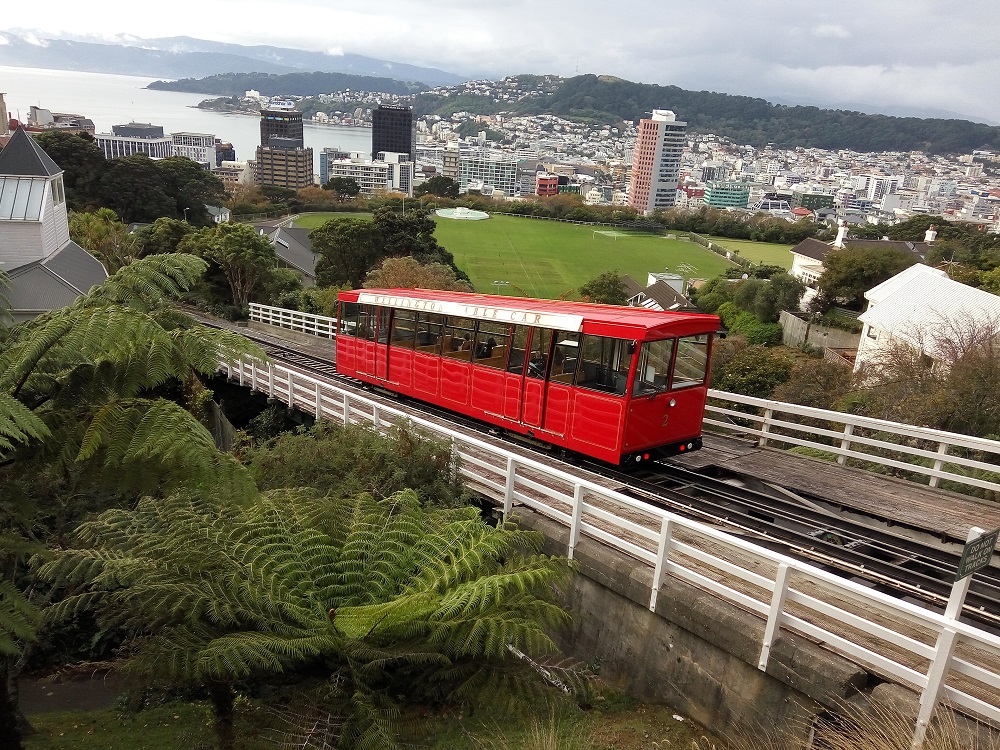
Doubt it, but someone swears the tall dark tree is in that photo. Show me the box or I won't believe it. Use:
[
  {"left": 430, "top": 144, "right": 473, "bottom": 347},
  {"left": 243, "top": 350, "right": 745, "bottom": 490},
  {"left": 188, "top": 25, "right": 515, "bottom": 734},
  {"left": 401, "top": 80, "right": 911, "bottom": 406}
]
[
  {"left": 322, "top": 176, "right": 361, "bottom": 200},
  {"left": 414, "top": 175, "right": 460, "bottom": 198},
  {"left": 32, "top": 131, "right": 106, "bottom": 211},
  {"left": 96, "top": 154, "right": 175, "bottom": 224},
  {"left": 578, "top": 271, "right": 628, "bottom": 305},
  {"left": 135, "top": 217, "right": 198, "bottom": 257},
  {"left": 154, "top": 156, "right": 228, "bottom": 225},
  {"left": 817, "top": 245, "right": 919, "bottom": 310}
]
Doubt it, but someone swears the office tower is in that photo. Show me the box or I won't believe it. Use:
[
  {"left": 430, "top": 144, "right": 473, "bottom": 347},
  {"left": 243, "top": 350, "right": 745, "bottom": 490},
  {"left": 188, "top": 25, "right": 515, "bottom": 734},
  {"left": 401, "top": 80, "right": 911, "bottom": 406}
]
[
  {"left": 458, "top": 150, "right": 518, "bottom": 196},
  {"left": 260, "top": 102, "right": 304, "bottom": 147},
  {"left": 171, "top": 132, "right": 216, "bottom": 168},
  {"left": 94, "top": 122, "right": 173, "bottom": 159},
  {"left": 627, "top": 110, "right": 687, "bottom": 215},
  {"left": 372, "top": 105, "right": 415, "bottom": 163},
  {"left": 319, "top": 146, "right": 351, "bottom": 185},
  {"left": 0, "top": 93, "right": 8, "bottom": 136},
  {"left": 256, "top": 103, "right": 313, "bottom": 189}
]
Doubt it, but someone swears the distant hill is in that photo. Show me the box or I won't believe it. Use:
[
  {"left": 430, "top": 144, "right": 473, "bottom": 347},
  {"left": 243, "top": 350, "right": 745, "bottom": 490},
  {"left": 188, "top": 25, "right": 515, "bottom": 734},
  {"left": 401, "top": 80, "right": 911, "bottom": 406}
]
[
  {"left": 0, "top": 32, "right": 465, "bottom": 86},
  {"left": 412, "top": 74, "right": 1000, "bottom": 154},
  {"left": 149, "top": 71, "right": 425, "bottom": 97}
]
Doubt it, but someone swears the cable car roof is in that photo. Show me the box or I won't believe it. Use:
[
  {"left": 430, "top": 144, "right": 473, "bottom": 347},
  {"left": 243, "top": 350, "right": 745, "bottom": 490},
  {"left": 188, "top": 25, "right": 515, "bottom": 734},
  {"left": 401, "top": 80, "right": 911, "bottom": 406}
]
[{"left": 342, "top": 289, "right": 719, "bottom": 336}]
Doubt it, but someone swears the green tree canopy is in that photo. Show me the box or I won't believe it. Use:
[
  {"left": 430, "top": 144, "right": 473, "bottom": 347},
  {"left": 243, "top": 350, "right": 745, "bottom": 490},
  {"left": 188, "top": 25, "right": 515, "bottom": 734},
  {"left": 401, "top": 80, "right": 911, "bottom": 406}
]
[
  {"left": 180, "top": 223, "right": 278, "bottom": 309},
  {"left": 95, "top": 154, "right": 175, "bottom": 224},
  {"left": 68, "top": 208, "right": 139, "bottom": 273},
  {"left": 817, "top": 245, "right": 919, "bottom": 310},
  {"left": 154, "top": 156, "right": 228, "bottom": 225},
  {"left": 322, "top": 176, "right": 361, "bottom": 199},
  {"left": 135, "top": 216, "right": 198, "bottom": 257},
  {"left": 578, "top": 271, "right": 628, "bottom": 305},
  {"left": 414, "top": 175, "right": 460, "bottom": 198}
]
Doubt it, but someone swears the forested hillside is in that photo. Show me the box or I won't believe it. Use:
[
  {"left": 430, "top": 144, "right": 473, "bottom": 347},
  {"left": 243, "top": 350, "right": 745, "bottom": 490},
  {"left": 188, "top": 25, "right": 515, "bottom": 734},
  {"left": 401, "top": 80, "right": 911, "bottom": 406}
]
[
  {"left": 149, "top": 71, "right": 425, "bottom": 97},
  {"left": 156, "top": 69, "right": 1000, "bottom": 153}
]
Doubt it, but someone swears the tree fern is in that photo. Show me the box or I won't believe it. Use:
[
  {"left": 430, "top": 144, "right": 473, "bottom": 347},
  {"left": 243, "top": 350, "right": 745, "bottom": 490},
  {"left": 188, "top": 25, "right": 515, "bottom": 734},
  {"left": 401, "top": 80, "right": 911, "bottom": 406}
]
[{"left": 41, "top": 489, "right": 577, "bottom": 749}]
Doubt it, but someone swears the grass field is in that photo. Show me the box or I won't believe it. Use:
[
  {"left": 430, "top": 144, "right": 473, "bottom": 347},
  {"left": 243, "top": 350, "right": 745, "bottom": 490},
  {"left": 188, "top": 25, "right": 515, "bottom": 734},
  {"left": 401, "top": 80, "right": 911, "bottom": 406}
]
[
  {"left": 293, "top": 212, "right": 735, "bottom": 298},
  {"left": 432, "top": 216, "right": 734, "bottom": 298},
  {"left": 702, "top": 236, "right": 794, "bottom": 268}
]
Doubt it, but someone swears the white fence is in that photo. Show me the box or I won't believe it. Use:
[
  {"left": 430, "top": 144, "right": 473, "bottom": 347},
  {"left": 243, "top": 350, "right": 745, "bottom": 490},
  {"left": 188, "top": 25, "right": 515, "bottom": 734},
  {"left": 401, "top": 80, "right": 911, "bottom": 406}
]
[
  {"left": 224, "top": 357, "right": 1000, "bottom": 740},
  {"left": 249, "top": 304, "right": 337, "bottom": 338},
  {"left": 705, "top": 391, "right": 1000, "bottom": 498},
  {"left": 245, "top": 303, "right": 1000, "bottom": 500}
]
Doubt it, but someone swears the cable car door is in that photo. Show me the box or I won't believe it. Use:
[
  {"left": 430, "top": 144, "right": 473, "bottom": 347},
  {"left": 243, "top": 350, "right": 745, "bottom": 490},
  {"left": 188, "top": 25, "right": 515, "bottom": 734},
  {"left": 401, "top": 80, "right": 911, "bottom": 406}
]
[
  {"left": 502, "top": 326, "right": 550, "bottom": 428},
  {"left": 374, "top": 308, "right": 390, "bottom": 381}
]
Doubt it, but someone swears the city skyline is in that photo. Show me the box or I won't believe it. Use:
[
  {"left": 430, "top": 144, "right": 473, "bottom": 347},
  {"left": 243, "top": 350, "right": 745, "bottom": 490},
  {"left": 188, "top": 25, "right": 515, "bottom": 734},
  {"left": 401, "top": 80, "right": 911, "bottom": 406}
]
[{"left": 4, "top": 1, "right": 999, "bottom": 126}]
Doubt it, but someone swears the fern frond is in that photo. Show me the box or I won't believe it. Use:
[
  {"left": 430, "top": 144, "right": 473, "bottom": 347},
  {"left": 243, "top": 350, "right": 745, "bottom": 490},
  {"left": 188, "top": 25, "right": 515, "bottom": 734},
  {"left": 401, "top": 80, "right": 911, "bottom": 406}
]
[
  {"left": 0, "top": 391, "right": 49, "bottom": 457},
  {"left": 0, "top": 580, "right": 41, "bottom": 656}
]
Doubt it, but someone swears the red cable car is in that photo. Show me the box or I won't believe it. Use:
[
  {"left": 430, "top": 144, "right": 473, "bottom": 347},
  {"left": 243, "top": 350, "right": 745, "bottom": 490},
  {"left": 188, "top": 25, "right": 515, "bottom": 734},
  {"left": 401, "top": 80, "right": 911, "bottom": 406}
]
[{"left": 335, "top": 289, "right": 720, "bottom": 467}]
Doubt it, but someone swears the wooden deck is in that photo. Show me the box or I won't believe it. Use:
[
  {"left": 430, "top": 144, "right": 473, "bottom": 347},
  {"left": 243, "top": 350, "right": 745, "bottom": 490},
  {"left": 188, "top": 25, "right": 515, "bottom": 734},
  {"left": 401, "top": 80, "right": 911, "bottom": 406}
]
[{"left": 672, "top": 435, "right": 1000, "bottom": 545}]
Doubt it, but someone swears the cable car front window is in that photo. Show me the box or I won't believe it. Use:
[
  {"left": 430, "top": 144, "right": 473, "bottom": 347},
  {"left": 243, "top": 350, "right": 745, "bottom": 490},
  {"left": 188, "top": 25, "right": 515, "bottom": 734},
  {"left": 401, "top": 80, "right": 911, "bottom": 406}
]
[
  {"left": 672, "top": 334, "right": 711, "bottom": 389},
  {"left": 632, "top": 339, "right": 675, "bottom": 396}
]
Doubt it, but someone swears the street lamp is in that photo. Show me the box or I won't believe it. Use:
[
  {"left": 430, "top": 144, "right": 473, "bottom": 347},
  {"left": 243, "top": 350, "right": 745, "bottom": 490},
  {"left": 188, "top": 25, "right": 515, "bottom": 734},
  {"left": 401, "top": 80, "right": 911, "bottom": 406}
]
[
  {"left": 183, "top": 207, "right": 190, "bottom": 222},
  {"left": 493, "top": 280, "right": 510, "bottom": 295}
]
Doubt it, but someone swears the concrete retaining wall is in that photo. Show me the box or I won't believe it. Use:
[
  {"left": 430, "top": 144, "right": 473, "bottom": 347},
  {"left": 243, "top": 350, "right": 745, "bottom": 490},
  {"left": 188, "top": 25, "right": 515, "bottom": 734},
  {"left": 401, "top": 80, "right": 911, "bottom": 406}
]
[
  {"left": 513, "top": 508, "right": 896, "bottom": 748},
  {"left": 780, "top": 311, "right": 861, "bottom": 350}
]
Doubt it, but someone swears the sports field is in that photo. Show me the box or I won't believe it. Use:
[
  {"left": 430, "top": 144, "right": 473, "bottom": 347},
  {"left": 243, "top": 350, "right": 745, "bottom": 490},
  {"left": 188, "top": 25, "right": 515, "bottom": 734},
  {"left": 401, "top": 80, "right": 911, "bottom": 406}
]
[
  {"left": 702, "top": 236, "right": 794, "bottom": 268},
  {"left": 433, "top": 216, "right": 734, "bottom": 298},
  {"left": 293, "top": 213, "right": 735, "bottom": 298}
]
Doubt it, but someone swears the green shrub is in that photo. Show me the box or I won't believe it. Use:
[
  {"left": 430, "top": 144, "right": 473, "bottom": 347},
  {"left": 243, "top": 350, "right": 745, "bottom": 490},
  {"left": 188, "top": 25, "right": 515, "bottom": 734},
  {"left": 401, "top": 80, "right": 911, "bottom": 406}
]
[{"left": 717, "top": 302, "right": 783, "bottom": 345}]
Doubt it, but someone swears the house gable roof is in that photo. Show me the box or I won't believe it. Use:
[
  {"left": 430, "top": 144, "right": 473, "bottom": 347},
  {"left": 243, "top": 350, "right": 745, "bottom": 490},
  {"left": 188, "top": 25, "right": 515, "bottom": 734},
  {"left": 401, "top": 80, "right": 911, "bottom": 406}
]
[
  {"left": 271, "top": 226, "right": 316, "bottom": 278},
  {"left": 790, "top": 236, "right": 932, "bottom": 265},
  {"left": 0, "top": 127, "right": 63, "bottom": 177},
  {"left": 622, "top": 274, "right": 694, "bottom": 311}
]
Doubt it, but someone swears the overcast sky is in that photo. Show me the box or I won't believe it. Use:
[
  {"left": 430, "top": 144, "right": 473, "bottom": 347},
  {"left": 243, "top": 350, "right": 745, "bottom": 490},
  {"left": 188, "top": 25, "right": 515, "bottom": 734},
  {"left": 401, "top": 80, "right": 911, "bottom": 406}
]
[{"left": 7, "top": 0, "right": 1000, "bottom": 124}]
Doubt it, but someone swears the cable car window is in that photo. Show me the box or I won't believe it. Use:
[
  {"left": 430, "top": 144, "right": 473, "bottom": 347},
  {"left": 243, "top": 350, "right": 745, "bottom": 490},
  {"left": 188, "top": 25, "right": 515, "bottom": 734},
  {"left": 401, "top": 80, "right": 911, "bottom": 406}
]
[
  {"left": 376, "top": 308, "right": 391, "bottom": 343},
  {"left": 389, "top": 309, "right": 416, "bottom": 349},
  {"left": 339, "top": 301, "right": 359, "bottom": 337},
  {"left": 526, "top": 328, "right": 553, "bottom": 379},
  {"left": 575, "top": 335, "right": 631, "bottom": 396},
  {"left": 507, "top": 325, "right": 529, "bottom": 373},
  {"left": 441, "top": 316, "right": 476, "bottom": 359},
  {"left": 414, "top": 313, "right": 444, "bottom": 354},
  {"left": 357, "top": 305, "right": 377, "bottom": 342},
  {"left": 549, "top": 332, "right": 581, "bottom": 384},
  {"left": 633, "top": 339, "right": 675, "bottom": 396},
  {"left": 672, "top": 334, "right": 711, "bottom": 389},
  {"left": 473, "top": 320, "right": 511, "bottom": 369}
]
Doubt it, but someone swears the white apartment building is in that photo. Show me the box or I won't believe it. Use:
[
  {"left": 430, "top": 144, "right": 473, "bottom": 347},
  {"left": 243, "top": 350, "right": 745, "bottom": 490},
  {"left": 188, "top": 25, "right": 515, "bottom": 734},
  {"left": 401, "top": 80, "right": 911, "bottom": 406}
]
[
  {"left": 627, "top": 110, "right": 687, "bottom": 215},
  {"left": 458, "top": 150, "right": 518, "bottom": 196},
  {"left": 327, "top": 152, "right": 413, "bottom": 197},
  {"left": 171, "top": 132, "right": 216, "bottom": 168},
  {"left": 855, "top": 174, "right": 903, "bottom": 203},
  {"left": 95, "top": 132, "right": 173, "bottom": 160}
]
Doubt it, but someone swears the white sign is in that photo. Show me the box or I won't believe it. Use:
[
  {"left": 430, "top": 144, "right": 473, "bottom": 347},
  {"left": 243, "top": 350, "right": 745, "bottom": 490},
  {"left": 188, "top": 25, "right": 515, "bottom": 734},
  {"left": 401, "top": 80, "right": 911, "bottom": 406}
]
[{"left": 357, "top": 292, "right": 585, "bottom": 332}]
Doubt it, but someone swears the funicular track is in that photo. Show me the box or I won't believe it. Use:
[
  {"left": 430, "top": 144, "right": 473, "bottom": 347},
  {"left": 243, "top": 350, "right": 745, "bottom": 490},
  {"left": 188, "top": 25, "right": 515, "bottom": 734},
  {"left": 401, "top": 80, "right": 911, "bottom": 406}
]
[{"left": 219, "top": 322, "right": 1000, "bottom": 630}]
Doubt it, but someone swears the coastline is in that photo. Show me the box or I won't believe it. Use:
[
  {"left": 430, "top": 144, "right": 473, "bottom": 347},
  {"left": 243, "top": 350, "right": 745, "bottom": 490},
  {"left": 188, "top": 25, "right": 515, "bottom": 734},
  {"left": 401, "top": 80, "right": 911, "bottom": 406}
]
[{"left": 185, "top": 104, "right": 373, "bottom": 128}]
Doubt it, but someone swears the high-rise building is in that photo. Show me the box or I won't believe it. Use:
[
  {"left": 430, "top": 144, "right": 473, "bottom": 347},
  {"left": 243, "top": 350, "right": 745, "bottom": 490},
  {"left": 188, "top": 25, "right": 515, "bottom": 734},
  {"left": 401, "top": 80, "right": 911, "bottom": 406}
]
[
  {"left": 0, "top": 93, "right": 9, "bottom": 137},
  {"left": 260, "top": 103, "right": 304, "bottom": 148},
  {"left": 255, "top": 104, "right": 313, "bottom": 189},
  {"left": 442, "top": 144, "right": 460, "bottom": 181},
  {"left": 372, "top": 105, "right": 415, "bottom": 163},
  {"left": 627, "top": 110, "right": 687, "bottom": 216}
]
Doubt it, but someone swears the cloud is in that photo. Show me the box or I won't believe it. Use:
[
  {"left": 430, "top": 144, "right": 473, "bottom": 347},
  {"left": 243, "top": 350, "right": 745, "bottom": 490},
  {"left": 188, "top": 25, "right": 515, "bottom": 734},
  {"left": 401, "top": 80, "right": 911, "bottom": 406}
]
[
  {"left": 326, "top": 47, "right": 344, "bottom": 56},
  {"left": 812, "top": 24, "right": 851, "bottom": 39}
]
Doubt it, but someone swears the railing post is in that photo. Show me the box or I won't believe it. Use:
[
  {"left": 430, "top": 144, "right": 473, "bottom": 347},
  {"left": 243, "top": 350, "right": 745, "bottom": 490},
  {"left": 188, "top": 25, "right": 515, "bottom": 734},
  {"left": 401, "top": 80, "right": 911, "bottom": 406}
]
[
  {"left": 758, "top": 563, "right": 792, "bottom": 670},
  {"left": 648, "top": 518, "right": 673, "bottom": 611},
  {"left": 568, "top": 484, "right": 585, "bottom": 559},
  {"left": 929, "top": 442, "right": 949, "bottom": 488},
  {"left": 267, "top": 363, "right": 274, "bottom": 397},
  {"left": 237, "top": 360, "right": 245, "bottom": 386},
  {"left": 503, "top": 457, "right": 516, "bottom": 518},
  {"left": 838, "top": 424, "right": 854, "bottom": 465},
  {"left": 314, "top": 383, "right": 323, "bottom": 419},
  {"left": 372, "top": 405, "right": 381, "bottom": 430},
  {"left": 343, "top": 392, "right": 351, "bottom": 425},
  {"left": 250, "top": 361, "right": 258, "bottom": 392},
  {"left": 759, "top": 407, "right": 774, "bottom": 447},
  {"left": 911, "top": 526, "right": 983, "bottom": 750}
]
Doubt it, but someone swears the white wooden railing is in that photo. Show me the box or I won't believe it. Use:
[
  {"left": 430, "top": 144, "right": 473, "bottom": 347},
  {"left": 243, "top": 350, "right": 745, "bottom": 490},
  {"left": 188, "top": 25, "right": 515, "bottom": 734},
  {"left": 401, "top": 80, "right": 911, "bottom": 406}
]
[
  {"left": 705, "top": 391, "right": 1000, "bottom": 497},
  {"left": 223, "top": 357, "right": 1000, "bottom": 739},
  {"left": 247, "top": 302, "right": 1000, "bottom": 499},
  {"left": 249, "top": 303, "right": 337, "bottom": 338}
]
